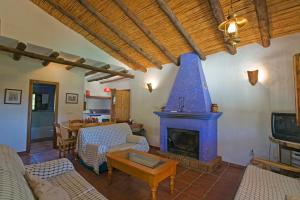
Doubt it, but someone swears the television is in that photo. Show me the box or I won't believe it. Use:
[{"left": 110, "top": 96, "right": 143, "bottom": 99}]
[{"left": 271, "top": 113, "right": 300, "bottom": 143}]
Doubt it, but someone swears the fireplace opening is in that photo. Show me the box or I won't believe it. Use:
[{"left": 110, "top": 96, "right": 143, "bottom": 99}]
[{"left": 167, "top": 128, "right": 199, "bottom": 159}]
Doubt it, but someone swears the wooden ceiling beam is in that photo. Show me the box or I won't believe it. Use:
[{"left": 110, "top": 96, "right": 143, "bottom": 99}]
[
  {"left": 13, "top": 42, "right": 27, "bottom": 61},
  {"left": 253, "top": 0, "right": 271, "bottom": 47},
  {"left": 88, "top": 69, "right": 128, "bottom": 82},
  {"left": 66, "top": 57, "right": 86, "bottom": 70},
  {"left": 113, "top": 0, "right": 178, "bottom": 65},
  {"left": 42, "top": 51, "right": 60, "bottom": 66},
  {"left": 156, "top": 0, "right": 206, "bottom": 60},
  {"left": 0, "top": 44, "right": 134, "bottom": 78},
  {"left": 79, "top": 0, "right": 162, "bottom": 70},
  {"left": 100, "top": 77, "right": 127, "bottom": 84},
  {"left": 208, "top": 0, "right": 237, "bottom": 55},
  {"left": 45, "top": 0, "right": 146, "bottom": 72},
  {"left": 85, "top": 64, "right": 110, "bottom": 76}
]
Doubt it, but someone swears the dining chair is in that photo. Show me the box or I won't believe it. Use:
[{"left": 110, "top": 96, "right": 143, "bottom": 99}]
[{"left": 54, "top": 123, "right": 77, "bottom": 159}]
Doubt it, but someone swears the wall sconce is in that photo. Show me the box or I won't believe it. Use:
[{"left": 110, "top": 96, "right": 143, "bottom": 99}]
[
  {"left": 247, "top": 69, "right": 259, "bottom": 86},
  {"left": 147, "top": 83, "right": 153, "bottom": 93}
]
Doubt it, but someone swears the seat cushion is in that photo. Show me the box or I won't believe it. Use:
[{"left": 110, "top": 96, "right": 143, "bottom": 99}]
[
  {"left": 25, "top": 172, "right": 70, "bottom": 200},
  {"left": 48, "top": 171, "right": 107, "bottom": 200},
  {"left": 235, "top": 165, "right": 300, "bottom": 200},
  {"left": 108, "top": 143, "right": 136, "bottom": 152},
  {"left": 0, "top": 170, "right": 35, "bottom": 200}
]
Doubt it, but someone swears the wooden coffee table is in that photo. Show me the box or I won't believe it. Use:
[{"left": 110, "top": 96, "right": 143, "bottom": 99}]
[{"left": 106, "top": 149, "right": 178, "bottom": 200}]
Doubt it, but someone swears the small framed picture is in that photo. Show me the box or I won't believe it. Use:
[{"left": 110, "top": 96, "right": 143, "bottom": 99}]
[
  {"left": 4, "top": 89, "right": 22, "bottom": 104},
  {"left": 66, "top": 93, "right": 78, "bottom": 104}
]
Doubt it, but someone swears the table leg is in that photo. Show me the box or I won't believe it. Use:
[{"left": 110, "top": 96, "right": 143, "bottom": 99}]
[
  {"left": 108, "top": 163, "right": 113, "bottom": 184},
  {"left": 170, "top": 175, "right": 175, "bottom": 194},
  {"left": 150, "top": 184, "right": 158, "bottom": 200}
]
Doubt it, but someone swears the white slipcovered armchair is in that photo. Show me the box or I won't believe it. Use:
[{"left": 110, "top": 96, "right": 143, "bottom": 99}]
[{"left": 77, "top": 123, "right": 149, "bottom": 174}]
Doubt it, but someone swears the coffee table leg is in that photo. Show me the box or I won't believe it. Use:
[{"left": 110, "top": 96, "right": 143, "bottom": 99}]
[
  {"left": 170, "top": 175, "right": 175, "bottom": 194},
  {"left": 107, "top": 163, "right": 112, "bottom": 184},
  {"left": 150, "top": 184, "right": 158, "bottom": 200}
]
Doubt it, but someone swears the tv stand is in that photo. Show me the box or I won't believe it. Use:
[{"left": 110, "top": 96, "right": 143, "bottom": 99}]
[{"left": 269, "top": 136, "right": 300, "bottom": 166}]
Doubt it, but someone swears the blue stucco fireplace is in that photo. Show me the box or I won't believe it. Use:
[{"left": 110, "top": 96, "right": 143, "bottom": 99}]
[{"left": 154, "top": 52, "right": 222, "bottom": 163}]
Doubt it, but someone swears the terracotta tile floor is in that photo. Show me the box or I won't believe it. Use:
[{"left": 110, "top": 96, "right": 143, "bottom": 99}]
[{"left": 20, "top": 141, "right": 245, "bottom": 200}]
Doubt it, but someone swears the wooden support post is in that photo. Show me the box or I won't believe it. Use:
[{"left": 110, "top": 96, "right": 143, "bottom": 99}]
[
  {"left": 13, "top": 42, "right": 27, "bottom": 61},
  {"left": 79, "top": 0, "right": 163, "bottom": 69},
  {"left": 88, "top": 70, "right": 128, "bottom": 82},
  {"left": 45, "top": 0, "right": 146, "bottom": 72},
  {"left": 208, "top": 0, "right": 237, "bottom": 55},
  {"left": 0, "top": 44, "right": 134, "bottom": 78},
  {"left": 42, "top": 51, "right": 60, "bottom": 66},
  {"left": 65, "top": 58, "right": 86, "bottom": 70},
  {"left": 156, "top": 0, "right": 206, "bottom": 60},
  {"left": 253, "top": 0, "right": 271, "bottom": 47},
  {"left": 85, "top": 64, "right": 110, "bottom": 76},
  {"left": 113, "top": 0, "right": 178, "bottom": 65},
  {"left": 100, "top": 77, "right": 127, "bottom": 84}
]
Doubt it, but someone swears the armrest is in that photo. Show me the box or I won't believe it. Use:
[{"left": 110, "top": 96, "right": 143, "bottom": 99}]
[
  {"left": 25, "top": 158, "right": 74, "bottom": 179},
  {"left": 126, "top": 135, "right": 146, "bottom": 144},
  {"left": 126, "top": 135, "right": 149, "bottom": 152},
  {"left": 251, "top": 157, "right": 300, "bottom": 173}
]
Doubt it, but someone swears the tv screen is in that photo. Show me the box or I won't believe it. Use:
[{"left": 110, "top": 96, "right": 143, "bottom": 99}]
[{"left": 271, "top": 113, "right": 300, "bottom": 143}]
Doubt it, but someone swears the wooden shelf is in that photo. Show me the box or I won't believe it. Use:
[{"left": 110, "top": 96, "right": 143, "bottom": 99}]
[{"left": 86, "top": 95, "right": 111, "bottom": 100}]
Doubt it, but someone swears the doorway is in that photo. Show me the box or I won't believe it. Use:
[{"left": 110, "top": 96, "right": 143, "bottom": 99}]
[{"left": 27, "top": 80, "right": 59, "bottom": 152}]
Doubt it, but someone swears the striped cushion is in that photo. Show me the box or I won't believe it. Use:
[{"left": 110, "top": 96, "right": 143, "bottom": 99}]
[
  {"left": 0, "top": 145, "right": 25, "bottom": 175},
  {"left": 0, "top": 169, "right": 35, "bottom": 200},
  {"left": 25, "top": 158, "right": 74, "bottom": 179},
  {"left": 235, "top": 165, "right": 300, "bottom": 200},
  {"left": 48, "top": 171, "right": 107, "bottom": 200}
]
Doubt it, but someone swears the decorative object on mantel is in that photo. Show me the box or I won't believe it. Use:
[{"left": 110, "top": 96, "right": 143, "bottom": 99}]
[
  {"left": 178, "top": 97, "right": 185, "bottom": 112},
  {"left": 146, "top": 83, "right": 153, "bottom": 93},
  {"left": 218, "top": 0, "right": 248, "bottom": 47},
  {"left": 4, "top": 89, "right": 22, "bottom": 104},
  {"left": 211, "top": 103, "right": 219, "bottom": 112},
  {"left": 247, "top": 69, "right": 259, "bottom": 86},
  {"left": 65, "top": 93, "right": 78, "bottom": 104}
]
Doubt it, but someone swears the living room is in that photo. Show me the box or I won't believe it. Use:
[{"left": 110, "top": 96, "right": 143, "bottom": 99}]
[{"left": 1, "top": 0, "right": 300, "bottom": 200}]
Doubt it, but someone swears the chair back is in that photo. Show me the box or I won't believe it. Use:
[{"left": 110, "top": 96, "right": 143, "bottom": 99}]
[
  {"left": 82, "top": 121, "right": 115, "bottom": 128},
  {"left": 69, "top": 119, "right": 83, "bottom": 127},
  {"left": 54, "top": 123, "right": 63, "bottom": 145}
]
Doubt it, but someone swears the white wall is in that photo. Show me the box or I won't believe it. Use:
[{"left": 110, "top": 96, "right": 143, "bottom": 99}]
[
  {"left": 85, "top": 79, "right": 131, "bottom": 97},
  {"left": 0, "top": 0, "right": 129, "bottom": 152},
  {"left": 130, "top": 33, "right": 300, "bottom": 166},
  {"left": 0, "top": 55, "right": 84, "bottom": 151}
]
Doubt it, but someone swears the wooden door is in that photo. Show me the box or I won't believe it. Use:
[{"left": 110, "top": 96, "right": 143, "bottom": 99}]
[
  {"left": 294, "top": 53, "right": 300, "bottom": 125},
  {"left": 111, "top": 89, "right": 130, "bottom": 122}
]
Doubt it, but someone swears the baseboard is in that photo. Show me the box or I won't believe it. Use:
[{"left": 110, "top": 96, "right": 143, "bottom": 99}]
[
  {"left": 31, "top": 137, "right": 53, "bottom": 143},
  {"left": 17, "top": 151, "right": 28, "bottom": 156}
]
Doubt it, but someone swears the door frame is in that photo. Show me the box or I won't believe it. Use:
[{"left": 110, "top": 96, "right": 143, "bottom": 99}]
[{"left": 26, "top": 80, "right": 59, "bottom": 152}]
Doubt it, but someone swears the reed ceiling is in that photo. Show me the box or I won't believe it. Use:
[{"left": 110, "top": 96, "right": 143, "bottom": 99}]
[{"left": 31, "top": 0, "right": 300, "bottom": 71}]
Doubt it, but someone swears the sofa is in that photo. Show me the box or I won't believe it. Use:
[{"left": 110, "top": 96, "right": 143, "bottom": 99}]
[
  {"left": 77, "top": 123, "right": 149, "bottom": 174},
  {"left": 234, "top": 158, "right": 300, "bottom": 200},
  {"left": 0, "top": 144, "right": 107, "bottom": 200}
]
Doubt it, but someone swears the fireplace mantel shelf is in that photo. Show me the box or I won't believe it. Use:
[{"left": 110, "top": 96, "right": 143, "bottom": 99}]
[{"left": 154, "top": 111, "right": 222, "bottom": 120}]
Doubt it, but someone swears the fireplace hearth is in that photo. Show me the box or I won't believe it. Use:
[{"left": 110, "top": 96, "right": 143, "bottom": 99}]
[{"left": 167, "top": 128, "right": 199, "bottom": 159}]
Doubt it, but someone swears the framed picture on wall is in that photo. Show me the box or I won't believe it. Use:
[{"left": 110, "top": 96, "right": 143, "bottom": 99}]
[
  {"left": 4, "top": 89, "right": 22, "bottom": 104},
  {"left": 66, "top": 93, "right": 78, "bottom": 104}
]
